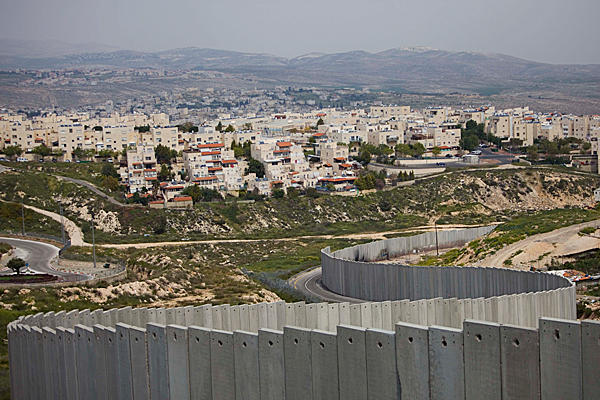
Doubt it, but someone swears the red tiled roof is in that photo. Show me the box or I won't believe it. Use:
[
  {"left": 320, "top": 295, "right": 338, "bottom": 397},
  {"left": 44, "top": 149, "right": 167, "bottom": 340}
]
[
  {"left": 202, "top": 151, "right": 221, "bottom": 156},
  {"left": 276, "top": 142, "right": 292, "bottom": 147},
  {"left": 149, "top": 200, "right": 164, "bottom": 204},
  {"left": 271, "top": 180, "right": 284, "bottom": 185},
  {"left": 144, "top": 168, "right": 156, "bottom": 172},
  {"left": 334, "top": 157, "right": 346, "bottom": 161},
  {"left": 222, "top": 159, "right": 238, "bottom": 164},
  {"left": 208, "top": 167, "right": 222, "bottom": 172},
  {"left": 340, "top": 163, "right": 352, "bottom": 168},
  {"left": 197, "top": 143, "right": 224, "bottom": 149},
  {"left": 319, "top": 176, "right": 358, "bottom": 183},
  {"left": 194, "top": 176, "right": 218, "bottom": 182},
  {"left": 313, "top": 132, "right": 326, "bottom": 137},
  {"left": 173, "top": 196, "right": 193, "bottom": 202},
  {"left": 165, "top": 185, "right": 184, "bottom": 190},
  {"left": 145, "top": 177, "right": 157, "bottom": 181}
]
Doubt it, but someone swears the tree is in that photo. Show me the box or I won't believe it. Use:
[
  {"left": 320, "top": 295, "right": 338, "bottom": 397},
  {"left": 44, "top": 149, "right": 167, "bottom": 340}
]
[
  {"left": 7, "top": 257, "right": 26, "bottom": 275},
  {"left": 306, "top": 187, "right": 319, "bottom": 198},
  {"left": 395, "top": 143, "right": 412, "bottom": 157},
  {"left": 224, "top": 124, "right": 235, "bottom": 132},
  {"left": 246, "top": 158, "right": 265, "bottom": 178},
  {"left": 316, "top": 118, "right": 325, "bottom": 127},
  {"left": 151, "top": 214, "right": 167, "bottom": 234},
  {"left": 72, "top": 147, "right": 95, "bottom": 160},
  {"left": 101, "top": 163, "right": 119, "bottom": 178},
  {"left": 102, "top": 176, "right": 120, "bottom": 192},
  {"left": 272, "top": 189, "right": 285, "bottom": 198},
  {"left": 411, "top": 142, "right": 426, "bottom": 157},
  {"left": 158, "top": 164, "right": 173, "bottom": 182},
  {"left": 286, "top": 187, "right": 299, "bottom": 199},
  {"left": 582, "top": 142, "right": 592, "bottom": 153},
  {"left": 31, "top": 144, "right": 52, "bottom": 161},
  {"left": 181, "top": 185, "right": 223, "bottom": 203},
  {"left": 242, "top": 122, "right": 253, "bottom": 131},
  {"left": 155, "top": 144, "right": 177, "bottom": 165},
  {"left": 355, "top": 172, "right": 376, "bottom": 190},
  {"left": 98, "top": 149, "right": 117, "bottom": 159},
  {"left": 3, "top": 145, "right": 22, "bottom": 159},
  {"left": 92, "top": 126, "right": 103, "bottom": 131},
  {"left": 527, "top": 145, "right": 539, "bottom": 161},
  {"left": 134, "top": 125, "right": 150, "bottom": 133},
  {"left": 215, "top": 122, "right": 223, "bottom": 132},
  {"left": 177, "top": 122, "right": 198, "bottom": 133},
  {"left": 355, "top": 148, "right": 372, "bottom": 165},
  {"left": 465, "top": 120, "right": 478, "bottom": 131},
  {"left": 460, "top": 135, "right": 479, "bottom": 151},
  {"left": 431, "top": 146, "right": 441, "bottom": 156}
]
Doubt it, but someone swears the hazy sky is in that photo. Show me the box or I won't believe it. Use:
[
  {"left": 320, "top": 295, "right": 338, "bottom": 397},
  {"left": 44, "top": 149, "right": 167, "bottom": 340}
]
[{"left": 2, "top": 0, "right": 599, "bottom": 64}]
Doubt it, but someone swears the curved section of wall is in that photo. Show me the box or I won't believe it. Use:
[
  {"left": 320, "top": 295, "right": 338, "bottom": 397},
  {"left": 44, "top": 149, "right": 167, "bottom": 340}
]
[{"left": 321, "top": 226, "right": 575, "bottom": 325}]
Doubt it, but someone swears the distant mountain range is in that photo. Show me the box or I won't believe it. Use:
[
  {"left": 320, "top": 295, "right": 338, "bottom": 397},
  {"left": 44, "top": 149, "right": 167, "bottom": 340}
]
[
  {"left": 1, "top": 40, "right": 599, "bottom": 113},
  {"left": 1, "top": 42, "right": 599, "bottom": 94}
]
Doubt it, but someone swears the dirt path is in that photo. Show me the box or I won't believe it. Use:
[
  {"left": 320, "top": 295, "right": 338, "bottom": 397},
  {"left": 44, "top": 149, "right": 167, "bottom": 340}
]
[
  {"left": 99, "top": 224, "right": 495, "bottom": 249},
  {"left": 21, "top": 203, "right": 88, "bottom": 247},
  {"left": 476, "top": 219, "right": 600, "bottom": 269}
]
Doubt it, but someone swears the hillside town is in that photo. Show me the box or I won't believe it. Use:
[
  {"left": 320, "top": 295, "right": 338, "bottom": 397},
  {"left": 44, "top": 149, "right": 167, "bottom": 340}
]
[{"left": 1, "top": 104, "right": 600, "bottom": 206}]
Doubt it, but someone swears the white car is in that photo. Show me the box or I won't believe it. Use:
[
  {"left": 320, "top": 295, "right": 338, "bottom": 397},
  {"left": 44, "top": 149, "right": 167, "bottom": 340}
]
[
  {"left": 16, "top": 157, "right": 28, "bottom": 162},
  {"left": 471, "top": 150, "right": 482, "bottom": 155}
]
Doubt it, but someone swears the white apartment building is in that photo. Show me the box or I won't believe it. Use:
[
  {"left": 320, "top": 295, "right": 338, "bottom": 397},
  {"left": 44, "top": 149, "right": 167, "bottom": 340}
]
[{"left": 126, "top": 146, "right": 157, "bottom": 193}]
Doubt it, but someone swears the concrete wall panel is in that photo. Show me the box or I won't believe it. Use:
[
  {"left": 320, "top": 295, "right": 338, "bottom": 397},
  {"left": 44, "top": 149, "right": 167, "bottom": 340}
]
[
  {"left": 259, "top": 329, "right": 285, "bottom": 400},
  {"left": 428, "top": 326, "right": 464, "bottom": 400},
  {"left": 366, "top": 329, "right": 399, "bottom": 400},
  {"left": 188, "top": 326, "right": 212, "bottom": 400},
  {"left": 233, "top": 330, "right": 260, "bottom": 400},
  {"left": 284, "top": 326, "right": 313, "bottom": 400},
  {"left": 311, "top": 330, "right": 339, "bottom": 400},
  {"left": 539, "top": 318, "right": 582, "bottom": 400},
  {"left": 395, "top": 322, "right": 429, "bottom": 400},
  {"left": 463, "top": 320, "right": 501, "bottom": 400},
  {"left": 337, "top": 325, "right": 368, "bottom": 400}
]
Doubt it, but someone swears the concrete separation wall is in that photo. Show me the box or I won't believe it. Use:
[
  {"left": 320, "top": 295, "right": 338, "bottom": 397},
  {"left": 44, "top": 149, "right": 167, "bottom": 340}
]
[
  {"left": 8, "top": 306, "right": 596, "bottom": 400},
  {"left": 320, "top": 226, "right": 575, "bottom": 328}
]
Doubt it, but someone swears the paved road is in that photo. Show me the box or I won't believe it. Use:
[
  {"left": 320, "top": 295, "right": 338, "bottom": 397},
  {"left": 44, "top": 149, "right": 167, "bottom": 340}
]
[
  {"left": 477, "top": 218, "right": 600, "bottom": 268},
  {"left": 0, "top": 237, "right": 89, "bottom": 281},
  {"left": 289, "top": 267, "right": 364, "bottom": 303},
  {"left": 54, "top": 175, "right": 134, "bottom": 207}
]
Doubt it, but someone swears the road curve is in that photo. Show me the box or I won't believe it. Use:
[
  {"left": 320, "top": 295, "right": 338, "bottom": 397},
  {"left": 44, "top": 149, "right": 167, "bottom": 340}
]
[
  {"left": 0, "top": 237, "right": 89, "bottom": 281},
  {"left": 289, "top": 267, "right": 363, "bottom": 303}
]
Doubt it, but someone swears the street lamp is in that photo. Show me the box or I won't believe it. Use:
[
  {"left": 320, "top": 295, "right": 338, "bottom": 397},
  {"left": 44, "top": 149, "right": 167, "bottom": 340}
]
[
  {"left": 90, "top": 211, "right": 97, "bottom": 269},
  {"left": 434, "top": 218, "right": 439, "bottom": 257},
  {"left": 59, "top": 202, "right": 66, "bottom": 245},
  {"left": 21, "top": 198, "right": 25, "bottom": 236}
]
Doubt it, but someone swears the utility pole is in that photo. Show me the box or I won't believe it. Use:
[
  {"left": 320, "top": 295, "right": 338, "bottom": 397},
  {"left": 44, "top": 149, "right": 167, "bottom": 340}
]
[
  {"left": 21, "top": 199, "right": 25, "bottom": 236},
  {"left": 91, "top": 211, "right": 97, "bottom": 269},
  {"left": 59, "top": 203, "right": 66, "bottom": 245},
  {"left": 434, "top": 219, "right": 439, "bottom": 256}
]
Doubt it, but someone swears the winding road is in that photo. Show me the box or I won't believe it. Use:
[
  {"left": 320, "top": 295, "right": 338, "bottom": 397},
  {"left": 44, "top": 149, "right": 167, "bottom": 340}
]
[
  {"left": 289, "top": 267, "right": 363, "bottom": 303},
  {"left": 0, "top": 237, "right": 89, "bottom": 281}
]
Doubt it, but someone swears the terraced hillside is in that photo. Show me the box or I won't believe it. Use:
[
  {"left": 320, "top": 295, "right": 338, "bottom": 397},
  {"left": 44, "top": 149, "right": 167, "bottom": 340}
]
[{"left": 0, "top": 166, "right": 598, "bottom": 243}]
